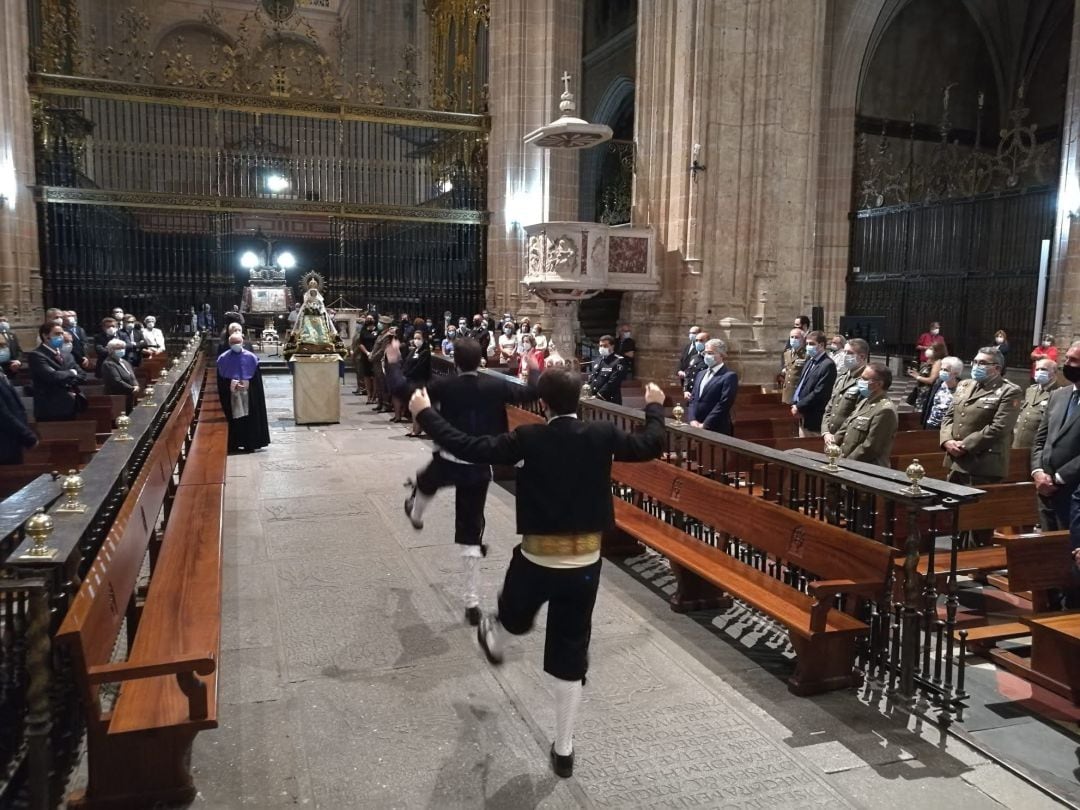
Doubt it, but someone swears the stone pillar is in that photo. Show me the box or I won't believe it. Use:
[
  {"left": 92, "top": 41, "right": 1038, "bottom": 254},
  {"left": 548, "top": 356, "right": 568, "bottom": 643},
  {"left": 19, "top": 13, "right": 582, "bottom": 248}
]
[
  {"left": 1045, "top": 0, "right": 1080, "bottom": 344},
  {"left": 486, "top": 0, "right": 583, "bottom": 332},
  {"left": 634, "top": 0, "right": 827, "bottom": 383},
  {"left": 0, "top": 0, "right": 44, "bottom": 335}
]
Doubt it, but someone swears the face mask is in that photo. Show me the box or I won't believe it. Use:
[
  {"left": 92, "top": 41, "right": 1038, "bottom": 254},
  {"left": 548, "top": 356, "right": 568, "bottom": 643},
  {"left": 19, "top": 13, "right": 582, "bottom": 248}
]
[
  {"left": 504, "top": 328, "right": 513, "bottom": 335},
  {"left": 622, "top": 331, "right": 631, "bottom": 338},
  {"left": 230, "top": 343, "right": 243, "bottom": 353},
  {"left": 113, "top": 313, "right": 123, "bottom": 320},
  {"left": 106, "top": 327, "right": 117, "bottom": 337},
  {"left": 1064, "top": 365, "right": 1080, "bottom": 384},
  {"left": 995, "top": 336, "right": 1004, "bottom": 344},
  {"left": 144, "top": 321, "right": 155, "bottom": 329},
  {"left": 689, "top": 332, "right": 698, "bottom": 342},
  {"left": 971, "top": 365, "right": 989, "bottom": 382},
  {"left": 843, "top": 354, "right": 859, "bottom": 370},
  {"left": 789, "top": 338, "right": 801, "bottom": 349},
  {"left": 694, "top": 341, "right": 705, "bottom": 353},
  {"left": 61, "top": 343, "right": 73, "bottom": 355},
  {"left": 125, "top": 323, "right": 135, "bottom": 331},
  {"left": 523, "top": 343, "right": 534, "bottom": 352},
  {"left": 1043, "top": 341, "right": 1053, "bottom": 348},
  {"left": 459, "top": 322, "right": 467, "bottom": 329},
  {"left": 806, "top": 344, "right": 820, "bottom": 359},
  {"left": 48, "top": 336, "right": 63, "bottom": 349},
  {"left": 413, "top": 339, "right": 423, "bottom": 347},
  {"left": 1034, "top": 369, "right": 1052, "bottom": 386},
  {"left": 856, "top": 379, "right": 871, "bottom": 397},
  {"left": 598, "top": 347, "right": 611, "bottom": 358},
  {"left": 113, "top": 349, "right": 126, "bottom": 359},
  {"left": 930, "top": 328, "right": 940, "bottom": 336},
  {"left": 938, "top": 369, "right": 951, "bottom": 382},
  {"left": 703, "top": 354, "right": 718, "bottom": 368},
  {"left": 426, "top": 321, "right": 432, "bottom": 327},
  {"left": 0, "top": 322, "right": 8, "bottom": 331},
  {"left": 0, "top": 349, "right": 10, "bottom": 363}
]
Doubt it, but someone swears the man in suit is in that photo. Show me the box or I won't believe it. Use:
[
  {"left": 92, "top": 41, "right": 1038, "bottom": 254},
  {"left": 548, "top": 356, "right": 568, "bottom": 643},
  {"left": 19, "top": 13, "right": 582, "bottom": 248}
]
[
  {"left": 62, "top": 310, "right": 90, "bottom": 369},
  {"left": 587, "top": 334, "right": 629, "bottom": 405},
  {"left": 0, "top": 314, "right": 24, "bottom": 374},
  {"left": 790, "top": 330, "right": 837, "bottom": 437},
  {"left": 1014, "top": 357, "right": 1061, "bottom": 449},
  {"left": 687, "top": 338, "right": 737, "bottom": 435},
  {"left": 940, "top": 346, "right": 1022, "bottom": 487},
  {"left": 614, "top": 323, "right": 636, "bottom": 377},
  {"left": 677, "top": 325, "right": 701, "bottom": 383},
  {"left": 0, "top": 371, "right": 37, "bottom": 464},
  {"left": 681, "top": 331, "right": 709, "bottom": 399},
  {"left": 822, "top": 338, "right": 868, "bottom": 444},
  {"left": 120, "top": 315, "right": 146, "bottom": 366},
  {"left": 29, "top": 322, "right": 85, "bottom": 422},
  {"left": 1032, "top": 340, "right": 1080, "bottom": 531},
  {"left": 94, "top": 318, "right": 130, "bottom": 378},
  {"left": 409, "top": 370, "right": 665, "bottom": 779},
  {"left": 832, "top": 362, "right": 899, "bottom": 466},
  {"left": 386, "top": 337, "right": 541, "bottom": 625}
]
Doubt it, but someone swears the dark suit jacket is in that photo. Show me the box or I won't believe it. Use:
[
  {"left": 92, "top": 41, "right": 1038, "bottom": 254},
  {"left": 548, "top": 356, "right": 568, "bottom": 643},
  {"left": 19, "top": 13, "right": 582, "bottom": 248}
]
[
  {"left": 386, "top": 362, "right": 539, "bottom": 444},
  {"left": 418, "top": 403, "right": 666, "bottom": 534},
  {"left": 793, "top": 353, "right": 838, "bottom": 432},
  {"left": 66, "top": 325, "right": 88, "bottom": 365},
  {"left": 28, "top": 344, "right": 80, "bottom": 421},
  {"left": 587, "top": 355, "right": 628, "bottom": 404},
  {"left": 101, "top": 356, "right": 138, "bottom": 412},
  {"left": 95, "top": 330, "right": 135, "bottom": 376},
  {"left": 1032, "top": 385, "right": 1080, "bottom": 489},
  {"left": 0, "top": 373, "right": 37, "bottom": 464},
  {"left": 688, "top": 364, "right": 738, "bottom": 435},
  {"left": 678, "top": 342, "right": 699, "bottom": 374},
  {"left": 402, "top": 345, "right": 432, "bottom": 384}
]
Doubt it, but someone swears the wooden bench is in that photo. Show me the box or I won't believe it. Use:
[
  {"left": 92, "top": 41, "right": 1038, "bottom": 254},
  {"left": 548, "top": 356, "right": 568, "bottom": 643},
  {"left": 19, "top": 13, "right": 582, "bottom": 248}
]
[
  {"left": 605, "top": 458, "right": 895, "bottom": 695},
  {"left": 35, "top": 419, "right": 98, "bottom": 453},
  {"left": 762, "top": 429, "right": 943, "bottom": 454},
  {"left": 56, "top": 359, "right": 225, "bottom": 808},
  {"left": 892, "top": 447, "right": 1031, "bottom": 483},
  {"left": 733, "top": 416, "right": 799, "bottom": 440}
]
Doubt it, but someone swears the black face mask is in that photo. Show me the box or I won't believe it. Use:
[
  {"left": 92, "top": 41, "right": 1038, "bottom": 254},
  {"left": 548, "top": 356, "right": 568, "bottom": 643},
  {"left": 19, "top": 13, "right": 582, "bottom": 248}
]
[{"left": 1064, "top": 364, "right": 1080, "bottom": 384}]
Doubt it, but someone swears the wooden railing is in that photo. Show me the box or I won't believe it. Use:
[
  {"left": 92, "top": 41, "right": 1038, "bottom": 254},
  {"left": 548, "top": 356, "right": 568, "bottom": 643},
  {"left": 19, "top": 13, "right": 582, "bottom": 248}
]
[
  {"left": 0, "top": 338, "right": 206, "bottom": 810},
  {"left": 430, "top": 354, "right": 985, "bottom": 720}
]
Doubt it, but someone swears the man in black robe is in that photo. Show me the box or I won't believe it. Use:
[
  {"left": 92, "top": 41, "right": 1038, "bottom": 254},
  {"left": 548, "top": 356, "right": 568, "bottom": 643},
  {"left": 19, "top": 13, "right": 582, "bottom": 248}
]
[{"left": 216, "top": 333, "right": 271, "bottom": 452}]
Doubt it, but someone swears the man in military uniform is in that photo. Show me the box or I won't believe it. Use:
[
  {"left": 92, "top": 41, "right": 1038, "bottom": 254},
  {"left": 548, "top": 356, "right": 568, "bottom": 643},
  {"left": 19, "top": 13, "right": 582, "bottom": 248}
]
[
  {"left": 939, "top": 346, "right": 1022, "bottom": 486},
  {"left": 832, "top": 362, "right": 898, "bottom": 467},
  {"left": 682, "top": 330, "right": 710, "bottom": 399},
  {"left": 780, "top": 327, "right": 807, "bottom": 404},
  {"left": 1013, "top": 357, "right": 1061, "bottom": 449},
  {"left": 588, "top": 334, "right": 629, "bottom": 405},
  {"left": 823, "top": 338, "right": 869, "bottom": 444}
]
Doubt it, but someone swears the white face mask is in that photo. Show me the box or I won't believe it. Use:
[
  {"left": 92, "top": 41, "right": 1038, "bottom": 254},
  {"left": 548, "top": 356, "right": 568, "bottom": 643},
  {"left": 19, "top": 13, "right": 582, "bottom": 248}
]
[
  {"left": 229, "top": 343, "right": 243, "bottom": 353},
  {"left": 598, "top": 347, "right": 611, "bottom": 358}
]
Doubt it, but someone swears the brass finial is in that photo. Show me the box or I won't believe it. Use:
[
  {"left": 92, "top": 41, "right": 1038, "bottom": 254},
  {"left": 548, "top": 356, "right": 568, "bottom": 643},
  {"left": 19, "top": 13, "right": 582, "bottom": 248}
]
[
  {"left": 113, "top": 413, "right": 133, "bottom": 441},
  {"left": 55, "top": 469, "right": 87, "bottom": 513},
  {"left": 824, "top": 443, "right": 842, "bottom": 472},
  {"left": 903, "top": 458, "right": 926, "bottom": 496},
  {"left": 140, "top": 384, "right": 156, "bottom": 406},
  {"left": 671, "top": 403, "right": 685, "bottom": 425},
  {"left": 171, "top": 357, "right": 179, "bottom": 369},
  {"left": 159, "top": 368, "right": 168, "bottom": 383},
  {"left": 19, "top": 508, "right": 58, "bottom": 560},
  {"left": 580, "top": 383, "right": 594, "bottom": 400}
]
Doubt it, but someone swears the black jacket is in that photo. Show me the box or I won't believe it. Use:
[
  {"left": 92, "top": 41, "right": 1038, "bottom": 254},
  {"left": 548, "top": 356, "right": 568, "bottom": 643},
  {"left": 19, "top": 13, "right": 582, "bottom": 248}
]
[
  {"left": 688, "top": 364, "right": 738, "bottom": 435},
  {"left": 28, "top": 344, "right": 82, "bottom": 421},
  {"left": 678, "top": 341, "right": 699, "bottom": 374},
  {"left": 386, "top": 363, "right": 539, "bottom": 442},
  {"left": 402, "top": 344, "right": 432, "bottom": 384},
  {"left": 101, "top": 355, "right": 138, "bottom": 412},
  {"left": 0, "top": 373, "right": 37, "bottom": 464},
  {"left": 793, "top": 352, "right": 838, "bottom": 432},
  {"left": 588, "top": 354, "right": 628, "bottom": 404},
  {"left": 419, "top": 403, "right": 666, "bottom": 534},
  {"left": 1032, "top": 385, "right": 1080, "bottom": 489}
]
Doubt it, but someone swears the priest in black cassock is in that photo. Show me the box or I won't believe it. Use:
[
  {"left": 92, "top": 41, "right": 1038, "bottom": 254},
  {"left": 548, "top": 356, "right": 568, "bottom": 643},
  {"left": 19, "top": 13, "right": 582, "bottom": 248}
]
[{"left": 216, "top": 332, "right": 271, "bottom": 453}]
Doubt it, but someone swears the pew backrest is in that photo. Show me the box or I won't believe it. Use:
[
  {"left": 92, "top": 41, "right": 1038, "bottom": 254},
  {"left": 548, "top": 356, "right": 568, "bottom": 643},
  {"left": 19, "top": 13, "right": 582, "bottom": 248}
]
[{"left": 1005, "top": 534, "right": 1073, "bottom": 593}]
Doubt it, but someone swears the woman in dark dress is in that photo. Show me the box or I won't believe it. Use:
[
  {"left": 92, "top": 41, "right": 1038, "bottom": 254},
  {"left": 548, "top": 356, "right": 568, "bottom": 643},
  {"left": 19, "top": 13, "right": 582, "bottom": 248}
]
[
  {"left": 354, "top": 316, "right": 377, "bottom": 402},
  {"left": 401, "top": 331, "right": 431, "bottom": 436}
]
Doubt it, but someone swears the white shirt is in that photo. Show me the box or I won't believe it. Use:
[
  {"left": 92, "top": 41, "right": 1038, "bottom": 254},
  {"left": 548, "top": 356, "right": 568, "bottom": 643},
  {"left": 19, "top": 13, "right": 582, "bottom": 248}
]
[
  {"left": 698, "top": 362, "right": 724, "bottom": 391},
  {"left": 143, "top": 327, "right": 165, "bottom": 350},
  {"left": 498, "top": 333, "right": 517, "bottom": 358}
]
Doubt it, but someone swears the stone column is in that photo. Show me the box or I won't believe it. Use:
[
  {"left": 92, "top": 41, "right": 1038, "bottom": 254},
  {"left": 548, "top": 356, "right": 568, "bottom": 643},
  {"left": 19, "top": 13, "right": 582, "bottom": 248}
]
[
  {"left": 633, "top": 0, "right": 827, "bottom": 383},
  {"left": 1045, "top": 0, "right": 1080, "bottom": 344},
  {"left": 486, "top": 0, "right": 583, "bottom": 332},
  {"left": 0, "top": 0, "right": 44, "bottom": 335}
]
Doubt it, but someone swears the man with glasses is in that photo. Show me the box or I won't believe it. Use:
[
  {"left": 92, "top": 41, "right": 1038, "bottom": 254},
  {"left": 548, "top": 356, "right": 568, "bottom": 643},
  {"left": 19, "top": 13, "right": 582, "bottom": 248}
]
[
  {"left": 940, "top": 346, "right": 1022, "bottom": 488},
  {"left": 790, "top": 330, "right": 837, "bottom": 437}
]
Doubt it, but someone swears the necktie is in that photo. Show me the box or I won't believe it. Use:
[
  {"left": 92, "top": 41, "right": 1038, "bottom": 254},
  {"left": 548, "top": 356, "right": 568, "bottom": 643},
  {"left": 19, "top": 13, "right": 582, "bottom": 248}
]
[
  {"left": 1068, "top": 388, "right": 1079, "bottom": 421},
  {"left": 700, "top": 369, "right": 713, "bottom": 393}
]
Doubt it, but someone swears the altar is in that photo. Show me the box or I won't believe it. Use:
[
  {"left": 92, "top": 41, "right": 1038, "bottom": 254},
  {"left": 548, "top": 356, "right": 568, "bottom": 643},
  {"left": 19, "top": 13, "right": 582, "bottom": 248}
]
[{"left": 293, "top": 354, "right": 341, "bottom": 424}]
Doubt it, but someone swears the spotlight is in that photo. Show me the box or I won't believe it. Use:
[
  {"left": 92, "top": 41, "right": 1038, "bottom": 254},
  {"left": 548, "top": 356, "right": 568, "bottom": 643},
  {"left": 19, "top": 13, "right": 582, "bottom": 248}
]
[
  {"left": 240, "top": 251, "right": 260, "bottom": 269},
  {"left": 276, "top": 251, "right": 296, "bottom": 269},
  {"left": 266, "top": 174, "right": 289, "bottom": 193}
]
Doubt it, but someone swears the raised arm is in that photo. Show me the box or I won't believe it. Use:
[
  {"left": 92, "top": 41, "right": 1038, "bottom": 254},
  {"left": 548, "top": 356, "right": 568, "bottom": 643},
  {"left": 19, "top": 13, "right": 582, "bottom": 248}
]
[{"left": 412, "top": 389, "right": 524, "bottom": 466}]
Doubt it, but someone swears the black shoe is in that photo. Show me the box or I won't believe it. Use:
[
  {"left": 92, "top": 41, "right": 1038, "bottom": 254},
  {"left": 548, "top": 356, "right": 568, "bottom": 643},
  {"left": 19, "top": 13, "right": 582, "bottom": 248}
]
[
  {"left": 465, "top": 606, "right": 481, "bottom": 626},
  {"left": 550, "top": 744, "right": 574, "bottom": 778},
  {"left": 477, "top": 614, "right": 504, "bottom": 666},
  {"left": 403, "top": 483, "right": 423, "bottom": 530}
]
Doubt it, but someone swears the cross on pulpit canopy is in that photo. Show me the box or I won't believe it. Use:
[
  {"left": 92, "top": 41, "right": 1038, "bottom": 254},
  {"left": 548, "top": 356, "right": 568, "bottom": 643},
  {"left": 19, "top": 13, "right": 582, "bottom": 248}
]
[{"left": 561, "top": 71, "right": 572, "bottom": 95}]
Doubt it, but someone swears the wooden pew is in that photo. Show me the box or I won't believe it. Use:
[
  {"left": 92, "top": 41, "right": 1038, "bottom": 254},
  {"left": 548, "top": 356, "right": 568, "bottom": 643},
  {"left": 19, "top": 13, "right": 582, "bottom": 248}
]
[
  {"left": 35, "top": 420, "right": 98, "bottom": 453},
  {"left": 606, "top": 458, "right": 895, "bottom": 695},
  {"left": 56, "top": 363, "right": 224, "bottom": 808},
  {"left": 892, "top": 447, "right": 1030, "bottom": 483},
  {"left": 25, "top": 438, "right": 92, "bottom": 468},
  {"left": 733, "top": 417, "right": 799, "bottom": 440},
  {"left": 761, "top": 430, "right": 943, "bottom": 454},
  {"left": 0, "top": 464, "right": 56, "bottom": 499}
]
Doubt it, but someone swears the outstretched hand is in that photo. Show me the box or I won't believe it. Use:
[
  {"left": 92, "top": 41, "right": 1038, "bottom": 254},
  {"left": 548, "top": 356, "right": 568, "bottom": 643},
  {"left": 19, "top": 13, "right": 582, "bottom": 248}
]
[
  {"left": 409, "top": 387, "right": 432, "bottom": 417},
  {"left": 644, "top": 382, "right": 665, "bottom": 406},
  {"left": 385, "top": 338, "right": 401, "bottom": 364}
]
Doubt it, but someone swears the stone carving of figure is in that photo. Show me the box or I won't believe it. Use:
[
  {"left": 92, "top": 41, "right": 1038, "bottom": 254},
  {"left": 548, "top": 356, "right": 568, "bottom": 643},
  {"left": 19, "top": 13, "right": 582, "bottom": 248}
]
[
  {"left": 551, "top": 236, "right": 577, "bottom": 274},
  {"left": 284, "top": 280, "right": 346, "bottom": 360}
]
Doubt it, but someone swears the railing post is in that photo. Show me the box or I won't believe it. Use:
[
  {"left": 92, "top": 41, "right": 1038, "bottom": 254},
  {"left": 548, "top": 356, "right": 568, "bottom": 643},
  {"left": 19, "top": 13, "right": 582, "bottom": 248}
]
[{"left": 900, "top": 505, "right": 922, "bottom": 705}]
